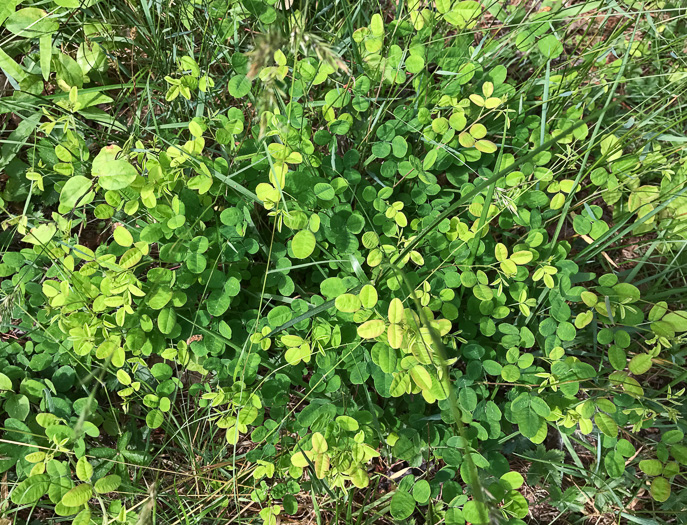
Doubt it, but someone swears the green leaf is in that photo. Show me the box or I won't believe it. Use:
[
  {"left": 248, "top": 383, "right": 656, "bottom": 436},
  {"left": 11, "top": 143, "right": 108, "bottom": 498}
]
[
  {"left": 500, "top": 471, "right": 524, "bottom": 490},
  {"left": 55, "top": 52, "right": 84, "bottom": 88},
  {"left": 435, "top": 0, "right": 451, "bottom": 13},
  {"left": 5, "top": 393, "right": 30, "bottom": 420},
  {"left": 11, "top": 474, "right": 50, "bottom": 505},
  {"left": 556, "top": 322, "right": 576, "bottom": 342},
  {"left": 501, "top": 364, "right": 521, "bottom": 382},
  {"left": 94, "top": 474, "right": 121, "bottom": 494},
  {"left": 537, "top": 35, "right": 563, "bottom": 59},
  {"left": 285, "top": 345, "right": 310, "bottom": 365},
  {"left": 662, "top": 429, "right": 684, "bottom": 445},
  {"left": 61, "top": 483, "right": 92, "bottom": 507},
  {"left": 473, "top": 284, "right": 493, "bottom": 301},
  {"left": 595, "top": 412, "right": 618, "bottom": 438},
  {"left": 336, "top": 416, "right": 359, "bottom": 431},
  {"left": 147, "top": 288, "right": 173, "bottom": 310},
  {"left": 0, "top": 47, "right": 27, "bottom": 84},
  {"left": 663, "top": 311, "right": 687, "bottom": 332},
  {"left": 412, "top": 479, "right": 430, "bottom": 503},
  {"left": 445, "top": 1, "right": 482, "bottom": 29},
  {"left": 157, "top": 308, "right": 177, "bottom": 335},
  {"left": 671, "top": 444, "right": 687, "bottom": 465},
  {"left": 150, "top": 363, "right": 173, "bottom": 381},
  {"left": 186, "top": 252, "right": 207, "bottom": 273},
  {"left": 320, "top": 277, "right": 346, "bottom": 299},
  {"left": 650, "top": 476, "right": 670, "bottom": 502},
  {"left": 390, "top": 490, "right": 415, "bottom": 520},
  {"left": 6, "top": 8, "right": 59, "bottom": 37},
  {"left": 462, "top": 500, "right": 489, "bottom": 525},
  {"left": 291, "top": 230, "right": 316, "bottom": 259},
  {"left": 530, "top": 397, "right": 551, "bottom": 417},
  {"left": 314, "top": 183, "right": 336, "bottom": 200},
  {"left": 516, "top": 407, "right": 541, "bottom": 438},
  {"left": 207, "top": 288, "right": 231, "bottom": 316},
  {"left": 405, "top": 55, "right": 425, "bottom": 74},
  {"left": 372, "top": 344, "right": 397, "bottom": 373},
  {"left": 0, "top": 0, "right": 21, "bottom": 26},
  {"left": 73, "top": 509, "right": 91, "bottom": 525},
  {"left": 228, "top": 75, "right": 251, "bottom": 98},
  {"left": 639, "top": 459, "right": 663, "bottom": 476},
  {"left": 40, "top": 34, "right": 52, "bottom": 81},
  {"left": 608, "top": 346, "right": 626, "bottom": 370},
  {"left": 59, "top": 176, "right": 92, "bottom": 211},
  {"left": 605, "top": 450, "right": 624, "bottom": 478}
]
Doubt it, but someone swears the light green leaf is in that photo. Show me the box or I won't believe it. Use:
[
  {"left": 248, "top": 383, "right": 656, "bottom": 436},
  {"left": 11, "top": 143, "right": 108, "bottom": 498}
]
[
  {"left": 359, "top": 284, "right": 378, "bottom": 309},
  {"left": 0, "top": 372, "right": 12, "bottom": 391},
  {"left": 291, "top": 230, "right": 316, "bottom": 259},
  {"left": 388, "top": 298, "right": 404, "bottom": 324},
  {"left": 445, "top": 1, "right": 482, "bottom": 29},
  {"left": 500, "top": 471, "right": 524, "bottom": 490},
  {"left": 61, "top": 483, "right": 92, "bottom": 507},
  {"left": 72, "top": 509, "right": 91, "bottom": 525},
  {"left": 537, "top": 35, "right": 563, "bottom": 59},
  {"left": 475, "top": 139, "right": 497, "bottom": 154},
  {"left": 335, "top": 293, "right": 361, "bottom": 313},
  {"left": 0, "top": 47, "right": 28, "bottom": 83},
  {"left": 0, "top": 0, "right": 21, "bottom": 26},
  {"left": 595, "top": 412, "right": 618, "bottom": 438},
  {"left": 473, "top": 284, "right": 493, "bottom": 301},
  {"left": 39, "top": 34, "right": 52, "bottom": 81},
  {"left": 75, "top": 457, "right": 93, "bottom": 482},
  {"left": 228, "top": 75, "right": 252, "bottom": 98},
  {"left": 113, "top": 226, "right": 133, "bottom": 247},
  {"left": 628, "top": 354, "right": 652, "bottom": 375},
  {"left": 285, "top": 345, "right": 310, "bottom": 365},
  {"left": 663, "top": 311, "right": 687, "bottom": 332},
  {"left": 157, "top": 308, "right": 177, "bottom": 335},
  {"left": 146, "top": 409, "right": 164, "bottom": 429},
  {"left": 357, "top": 320, "right": 385, "bottom": 339},
  {"left": 92, "top": 146, "right": 137, "bottom": 190},
  {"left": 6, "top": 8, "right": 59, "bottom": 37},
  {"left": 639, "top": 459, "right": 663, "bottom": 476},
  {"left": 405, "top": 55, "right": 424, "bottom": 74},
  {"left": 409, "top": 366, "right": 432, "bottom": 390},
  {"left": 94, "top": 474, "right": 121, "bottom": 494},
  {"left": 495, "top": 243, "right": 508, "bottom": 262},
  {"left": 59, "top": 176, "right": 91, "bottom": 211},
  {"left": 335, "top": 416, "right": 359, "bottom": 431},
  {"left": 462, "top": 500, "right": 489, "bottom": 525}
]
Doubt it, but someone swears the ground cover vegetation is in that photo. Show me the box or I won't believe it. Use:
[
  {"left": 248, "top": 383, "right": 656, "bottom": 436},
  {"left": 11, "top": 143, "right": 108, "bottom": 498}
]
[{"left": 1, "top": 0, "right": 687, "bottom": 523}]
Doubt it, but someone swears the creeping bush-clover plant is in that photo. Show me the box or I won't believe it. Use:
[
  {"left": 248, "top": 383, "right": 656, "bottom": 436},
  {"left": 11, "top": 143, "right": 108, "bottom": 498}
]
[{"left": 1, "top": 0, "right": 687, "bottom": 523}]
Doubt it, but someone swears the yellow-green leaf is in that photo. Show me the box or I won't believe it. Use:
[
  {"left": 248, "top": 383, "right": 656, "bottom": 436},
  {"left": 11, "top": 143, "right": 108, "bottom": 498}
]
[
  {"left": 388, "top": 298, "right": 404, "bottom": 324},
  {"left": 358, "top": 320, "right": 385, "bottom": 339}
]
